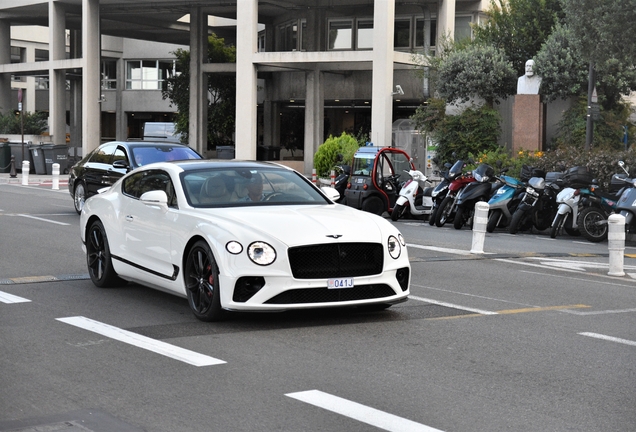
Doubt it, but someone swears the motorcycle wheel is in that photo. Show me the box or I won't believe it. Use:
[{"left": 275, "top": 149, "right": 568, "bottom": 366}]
[
  {"left": 435, "top": 196, "right": 454, "bottom": 227},
  {"left": 391, "top": 203, "right": 404, "bottom": 221},
  {"left": 453, "top": 205, "right": 465, "bottom": 230},
  {"left": 578, "top": 207, "right": 608, "bottom": 243},
  {"left": 428, "top": 207, "right": 438, "bottom": 226},
  {"left": 487, "top": 209, "right": 501, "bottom": 233},
  {"left": 550, "top": 213, "right": 564, "bottom": 238},
  {"left": 509, "top": 208, "right": 526, "bottom": 234}
]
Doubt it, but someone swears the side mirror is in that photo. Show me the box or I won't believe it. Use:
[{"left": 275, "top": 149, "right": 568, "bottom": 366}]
[
  {"left": 113, "top": 159, "right": 131, "bottom": 171},
  {"left": 320, "top": 186, "right": 341, "bottom": 202},
  {"left": 140, "top": 190, "right": 169, "bottom": 209}
]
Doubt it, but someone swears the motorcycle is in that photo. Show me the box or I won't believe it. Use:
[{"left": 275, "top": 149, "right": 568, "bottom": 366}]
[
  {"left": 428, "top": 159, "right": 465, "bottom": 226},
  {"left": 453, "top": 163, "right": 498, "bottom": 230},
  {"left": 509, "top": 170, "right": 562, "bottom": 234},
  {"left": 486, "top": 171, "right": 525, "bottom": 233},
  {"left": 434, "top": 169, "right": 475, "bottom": 227},
  {"left": 333, "top": 163, "right": 351, "bottom": 204},
  {"left": 611, "top": 161, "right": 636, "bottom": 233},
  {"left": 391, "top": 169, "right": 434, "bottom": 221},
  {"left": 549, "top": 166, "right": 595, "bottom": 238},
  {"left": 576, "top": 180, "right": 622, "bottom": 242}
]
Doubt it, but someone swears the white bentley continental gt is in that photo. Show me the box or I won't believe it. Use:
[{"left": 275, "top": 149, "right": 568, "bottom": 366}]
[{"left": 80, "top": 160, "right": 411, "bottom": 321}]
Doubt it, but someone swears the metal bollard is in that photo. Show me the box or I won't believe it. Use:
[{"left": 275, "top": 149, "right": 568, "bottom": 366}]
[
  {"left": 52, "top": 163, "right": 60, "bottom": 190},
  {"left": 312, "top": 169, "right": 317, "bottom": 184},
  {"left": 470, "top": 201, "right": 489, "bottom": 254},
  {"left": 21, "top": 160, "right": 30, "bottom": 185},
  {"left": 9, "top": 155, "right": 16, "bottom": 178},
  {"left": 607, "top": 213, "right": 626, "bottom": 276}
]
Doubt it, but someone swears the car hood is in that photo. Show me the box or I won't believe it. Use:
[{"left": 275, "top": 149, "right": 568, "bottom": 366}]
[{"left": 198, "top": 204, "right": 391, "bottom": 246}]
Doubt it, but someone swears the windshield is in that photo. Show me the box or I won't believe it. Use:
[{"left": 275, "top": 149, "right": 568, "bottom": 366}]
[
  {"left": 352, "top": 153, "right": 375, "bottom": 176},
  {"left": 181, "top": 167, "right": 331, "bottom": 208},
  {"left": 449, "top": 160, "right": 465, "bottom": 176},
  {"left": 131, "top": 146, "right": 201, "bottom": 167}
]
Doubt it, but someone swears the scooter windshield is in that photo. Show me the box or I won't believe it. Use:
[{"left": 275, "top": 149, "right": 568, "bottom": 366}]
[{"left": 449, "top": 160, "right": 465, "bottom": 177}]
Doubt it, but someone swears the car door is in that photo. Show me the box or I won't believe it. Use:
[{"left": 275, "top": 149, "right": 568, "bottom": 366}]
[
  {"left": 82, "top": 143, "right": 116, "bottom": 196},
  {"left": 119, "top": 169, "right": 178, "bottom": 280},
  {"left": 105, "top": 145, "right": 130, "bottom": 187}
]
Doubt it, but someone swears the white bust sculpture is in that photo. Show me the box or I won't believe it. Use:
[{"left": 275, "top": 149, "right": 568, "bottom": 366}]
[{"left": 517, "top": 59, "right": 542, "bottom": 94}]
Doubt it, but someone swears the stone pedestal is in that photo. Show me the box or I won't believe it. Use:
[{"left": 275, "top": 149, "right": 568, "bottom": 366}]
[{"left": 512, "top": 94, "right": 544, "bottom": 153}]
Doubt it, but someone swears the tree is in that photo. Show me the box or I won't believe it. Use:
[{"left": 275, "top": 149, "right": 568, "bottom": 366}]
[
  {"left": 436, "top": 44, "right": 516, "bottom": 107},
  {"left": 162, "top": 34, "right": 236, "bottom": 149},
  {"left": 473, "top": 0, "right": 563, "bottom": 77}
]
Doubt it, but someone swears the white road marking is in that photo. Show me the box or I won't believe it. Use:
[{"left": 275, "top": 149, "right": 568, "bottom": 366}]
[
  {"left": 56, "top": 316, "right": 226, "bottom": 367},
  {"left": 519, "top": 269, "right": 636, "bottom": 287},
  {"left": 407, "top": 243, "right": 488, "bottom": 256},
  {"left": 409, "top": 295, "right": 498, "bottom": 315},
  {"left": 286, "top": 390, "right": 445, "bottom": 432},
  {"left": 412, "top": 283, "right": 539, "bottom": 308},
  {"left": 579, "top": 332, "right": 636, "bottom": 347},
  {"left": 16, "top": 213, "right": 70, "bottom": 226},
  {"left": 563, "top": 308, "right": 636, "bottom": 316},
  {"left": 0, "top": 290, "right": 31, "bottom": 303},
  {"left": 495, "top": 258, "right": 581, "bottom": 273}
]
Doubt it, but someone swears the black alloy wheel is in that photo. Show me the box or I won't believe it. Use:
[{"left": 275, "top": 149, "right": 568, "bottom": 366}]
[
  {"left": 184, "top": 240, "right": 226, "bottom": 322},
  {"left": 86, "top": 220, "right": 125, "bottom": 287}
]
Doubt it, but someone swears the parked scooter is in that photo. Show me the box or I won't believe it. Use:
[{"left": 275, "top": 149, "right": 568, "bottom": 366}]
[
  {"left": 486, "top": 171, "right": 525, "bottom": 233},
  {"left": 333, "top": 163, "right": 351, "bottom": 204},
  {"left": 434, "top": 169, "right": 475, "bottom": 227},
  {"left": 509, "top": 170, "right": 562, "bottom": 234},
  {"left": 453, "top": 163, "right": 498, "bottom": 230},
  {"left": 550, "top": 166, "right": 596, "bottom": 238},
  {"left": 391, "top": 169, "right": 434, "bottom": 221},
  {"left": 611, "top": 161, "right": 636, "bottom": 232},
  {"left": 576, "top": 180, "right": 622, "bottom": 242},
  {"left": 428, "top": 159, "right": 465, "bottom": 226}
]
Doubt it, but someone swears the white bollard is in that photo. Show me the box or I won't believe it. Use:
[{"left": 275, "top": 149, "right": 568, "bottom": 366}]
[
  {"left": 52, "top": 163, "right": 60, "bottom": 190},
  {"left": 470, "top": 201, "right": 489, "bottom": 254},
  {"left": 607, "top": 213, "right": 626, "bottom": 276},
  {"left": 21, "top": 160, "right": 30, "bottom": 185}
]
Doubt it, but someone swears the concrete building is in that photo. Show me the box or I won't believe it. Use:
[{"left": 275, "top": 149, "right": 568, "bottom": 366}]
[{"left": 0, "top": 0, "right": 489, "bottom": 175}]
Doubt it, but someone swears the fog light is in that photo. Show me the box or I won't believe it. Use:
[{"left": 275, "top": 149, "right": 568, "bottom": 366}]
[
  {"left": 233, "top": 276, "right": 266, "bottom": 302},
  {"left": 395, "top": 267, "right": 410, "bottom": 291}
]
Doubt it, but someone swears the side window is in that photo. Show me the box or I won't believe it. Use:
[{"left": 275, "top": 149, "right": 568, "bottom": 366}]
[
  {"left": 123, "top": 170, "right": 177, "bottom": 208},
  {"left": 112, "top": 147, "right": 128, "bottom": 165},
  {"left": 89, "top": 143, "right": 116, "bottom": 164}
]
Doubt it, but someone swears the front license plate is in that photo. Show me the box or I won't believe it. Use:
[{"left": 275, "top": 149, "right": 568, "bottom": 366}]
[{"left": 328, "top": 278, "right": 354, "bottom": 289}]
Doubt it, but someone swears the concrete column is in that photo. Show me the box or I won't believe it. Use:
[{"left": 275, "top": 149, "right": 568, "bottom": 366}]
[
  {"left": 263, "top": 100, "right": 273, "bottom": 147},
  {"left": 437, "top": 0, "right": 456, "bottom": 44},
  {"left": 0, "top": 20, "right": 10, "bottom": 114},
  {"left": 49, "top": 1, "right": 67, "bottom": 145},
  {"left": 304, "top": 69, "right": 323, "bottom": 175},
  {"left": 25, "top": 47, "right": 36, "bottom": 115},
  {"left": 82, "top": 0, "right": 101, "bottom": 153},
  {"left": 188, "top": 7, "right": 208, "bottom": 154},
  {"left": 69, "top": 29, "right": 82, "bottom": 153},
  {"left": 370, "top": 0, "right": 395, "bottom": 147},
  {"left": 235, "top": 0, "right": 258, "bottom": 160},
  {"left": 115, "top": 57, "right": 126, "bottom": 140}
]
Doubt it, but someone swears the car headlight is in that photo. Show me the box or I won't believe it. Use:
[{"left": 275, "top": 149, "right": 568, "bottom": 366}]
[
  {"left": 398, "top": 234, "right": 406, "bottom": 246},
  {"left": 248, "top": 241, "right": 276, "bottom": 266},
  {"left": 387, "top": 235, "right": 401, "bottom": 259}
]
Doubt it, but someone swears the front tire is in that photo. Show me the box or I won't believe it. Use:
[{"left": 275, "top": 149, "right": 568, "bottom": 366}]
[
  {"left": 550, "top": 213, "right": 564, "bottom": 238},
  {"left": 74, "top": 181, "right": 87, "bottom": 214},
  {"left": 86, "top": 220, "right": 125, "bottom": 287},
  {"left": 578, "top": 207, "right": 608, "bottom": 243},
  {"left": 391, "top": 203, "right": 404, "bottom": 221},
  {"left": 453, "top": 205, "right": 465, "bottom": 229},
  {"left": 184, "top": 240, "right": 226, "bottom": 322},
  {"left": 487, "top": 209, "right": 502, "bottom": 233},
  {"left": 509, "top": 208, "right": 526, "bottom": 234},
  {"left": 435, "top": 196, "right": 454, "bottom": 227}
]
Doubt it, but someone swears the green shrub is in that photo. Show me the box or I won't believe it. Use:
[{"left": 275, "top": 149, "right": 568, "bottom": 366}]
[
  {"left": 314, "top": 132, "right": 360, "bottom": 177},
  {"left": 0, "top": 111, "right": 48, "bottom": 135}
]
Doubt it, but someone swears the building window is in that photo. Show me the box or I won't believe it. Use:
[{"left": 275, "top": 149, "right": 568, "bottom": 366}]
[
  {"left": 394, "top": 19, "right": 411, "bottom": 49},
  {"left": 328, "top": 19, "right": 353, "bottom": 50},
  {"left": 415, "top": 18, "right": 437, "bottom": 50},
  {"left": 276, "top": 20, "right": 306, "bottom": 51},
  {"left": 101, "top": 59, "right": 117, "bottom": 90},
  {"left": 455, "top": 16, "right": 473, "bottom": 42},
  {"left": 356, "top": 19, "right": 373, "bottom": 50},
  {"left": 126, "top": 60, "right": 175, "bottom": 90},
  {"left": 258, "top": 31, "right": 266, "bottom": 52}
]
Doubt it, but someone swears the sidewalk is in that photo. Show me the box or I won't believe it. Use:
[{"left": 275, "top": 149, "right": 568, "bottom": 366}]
[{"left": 0, "top": 172, "right": 68, "bottom": 186}]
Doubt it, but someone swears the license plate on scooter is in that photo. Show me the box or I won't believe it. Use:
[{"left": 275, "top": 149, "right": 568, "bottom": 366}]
[{"left": 328, "top": 278, "right": 354, "bottom": 289}]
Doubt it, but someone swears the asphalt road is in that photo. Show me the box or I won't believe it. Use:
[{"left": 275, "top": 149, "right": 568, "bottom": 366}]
[{"left": 1, "top": 182, "right": 635, "bottom": 432}]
